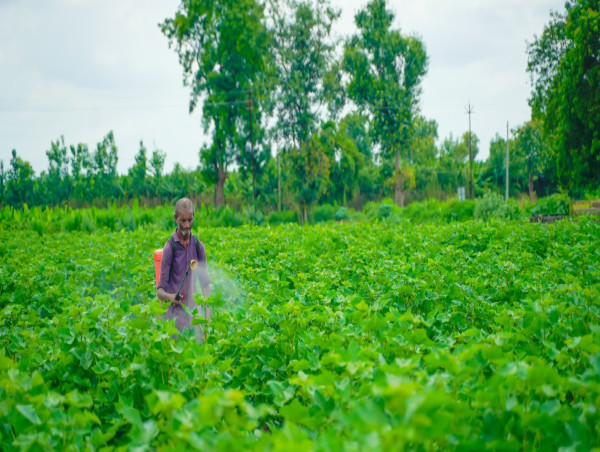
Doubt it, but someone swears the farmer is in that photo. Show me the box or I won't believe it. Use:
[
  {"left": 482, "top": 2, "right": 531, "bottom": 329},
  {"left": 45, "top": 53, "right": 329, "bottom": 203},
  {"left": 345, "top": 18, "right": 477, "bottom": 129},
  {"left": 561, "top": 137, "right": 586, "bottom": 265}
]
[{"left": 156, "top": 198, "right": 211, "bottom": 334}]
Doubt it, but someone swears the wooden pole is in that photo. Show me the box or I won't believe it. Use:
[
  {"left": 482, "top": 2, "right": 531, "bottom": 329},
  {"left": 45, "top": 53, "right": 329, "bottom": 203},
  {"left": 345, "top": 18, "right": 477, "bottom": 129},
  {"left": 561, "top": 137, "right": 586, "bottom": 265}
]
[
  {"left": 248, "top": 90, "right": 256, "bottom": 204},
  {"left": 466, "top": 102, "right": 474, "bottom": 199},
  {"left": 506, "top": 121, "right": 510, "bottom": 201}
]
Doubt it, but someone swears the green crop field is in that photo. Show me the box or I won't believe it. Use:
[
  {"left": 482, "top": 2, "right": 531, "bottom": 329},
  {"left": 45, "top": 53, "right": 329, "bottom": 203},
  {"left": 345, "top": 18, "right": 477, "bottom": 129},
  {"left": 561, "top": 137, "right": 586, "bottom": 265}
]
[{"left": 1, "top": 216, "right": 599, "bottom": 450}]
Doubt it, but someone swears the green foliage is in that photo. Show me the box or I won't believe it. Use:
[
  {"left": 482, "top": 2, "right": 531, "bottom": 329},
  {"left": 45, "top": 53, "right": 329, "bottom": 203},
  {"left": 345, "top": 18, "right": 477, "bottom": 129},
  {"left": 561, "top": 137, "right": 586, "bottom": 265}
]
[
  {"left": 289, "top": 136, "right": 330, "bottom": 223},
  {"left": 527, "top": 0, "right": 600, "bottom": 190},
  {"left": 529, "top": 193, "right": 571, "bottom": 216},
  {"left": 475, "top": 191, "right": 522, "bottom": 221},
  {"left": 334, "top": 206, "right": 350, "bottom": 221},
  {"left": 5, "top": 150, "right": 35, "bottom": 208},
  {"left": 444, "top": 198, "right": 476, "bottom": 222},
  {"left": 362, "top": 199, "right": 402, "bottom": 221},
  {"left": 1, "top": 212, "right": 600, "bottom": 449},
  {"left": 311, "top": 203, "right": 336, "bottom": 223},
  {"left": 269, "top": 0, "right": 340, "bottom": 148},
  {"left": 266, "top": 209, "right": 298, "bottom": 225},
  {"left": 162, "top": 0, "right": 272, "bottom": 207},
  {"left": 343, "top": 0, "right": 428, "bottom": 205}
]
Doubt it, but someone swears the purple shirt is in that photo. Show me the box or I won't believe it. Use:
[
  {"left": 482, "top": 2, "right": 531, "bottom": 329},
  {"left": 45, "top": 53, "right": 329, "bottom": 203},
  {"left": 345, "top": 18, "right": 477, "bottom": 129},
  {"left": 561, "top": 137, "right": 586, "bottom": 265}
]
[
  {"left": 157, "top": 230, "right": 210, "bottom": 303},
  {"left": 158, "top": 230, "right": 210, "bottom": 333}
]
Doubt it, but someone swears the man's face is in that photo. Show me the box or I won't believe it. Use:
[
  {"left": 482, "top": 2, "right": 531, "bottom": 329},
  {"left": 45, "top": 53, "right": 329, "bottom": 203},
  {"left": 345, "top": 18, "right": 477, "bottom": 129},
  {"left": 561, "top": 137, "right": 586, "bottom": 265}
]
[{"left": 175, "top": 209, "right": 194, "bottom": 238}]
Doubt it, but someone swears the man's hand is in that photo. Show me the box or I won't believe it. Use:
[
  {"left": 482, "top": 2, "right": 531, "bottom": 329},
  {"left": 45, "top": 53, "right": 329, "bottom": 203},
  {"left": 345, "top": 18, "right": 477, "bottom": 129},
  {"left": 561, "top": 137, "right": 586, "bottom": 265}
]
[{"left": 172, "top": 292, "right": 184, "bottom": 306}]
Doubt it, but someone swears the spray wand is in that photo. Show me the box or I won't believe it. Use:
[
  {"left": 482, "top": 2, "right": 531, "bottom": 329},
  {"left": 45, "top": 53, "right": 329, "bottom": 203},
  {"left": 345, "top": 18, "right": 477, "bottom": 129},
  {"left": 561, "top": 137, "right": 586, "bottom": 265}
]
[{"left": 175, "top": 259, "right": 198, "bottom": 302}]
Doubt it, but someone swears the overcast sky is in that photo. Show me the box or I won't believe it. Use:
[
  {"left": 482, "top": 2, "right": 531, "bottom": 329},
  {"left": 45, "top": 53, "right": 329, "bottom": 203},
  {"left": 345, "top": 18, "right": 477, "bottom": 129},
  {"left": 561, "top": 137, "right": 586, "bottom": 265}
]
[{"left": 0, "top": 0, "right": 565, "bottom": 175}]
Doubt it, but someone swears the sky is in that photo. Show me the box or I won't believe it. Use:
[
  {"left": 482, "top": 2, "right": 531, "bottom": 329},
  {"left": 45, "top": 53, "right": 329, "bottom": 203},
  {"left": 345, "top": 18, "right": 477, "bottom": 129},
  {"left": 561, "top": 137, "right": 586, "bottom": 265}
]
[{"left": 0, "top": 0, "right": 565, "bottom": 175}]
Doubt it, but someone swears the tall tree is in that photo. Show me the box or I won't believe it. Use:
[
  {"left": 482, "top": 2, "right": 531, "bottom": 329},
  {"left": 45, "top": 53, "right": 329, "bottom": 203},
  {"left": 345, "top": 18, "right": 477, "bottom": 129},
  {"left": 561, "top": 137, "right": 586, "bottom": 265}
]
[
  {"left": 45, "top": 136, "right": 71, "bottom": 206},
  {"left": 0, "top": 161, "right": 5, "bottom": 204},
  {"left": 269, "top": 0, "right": 339, "bottom": 217},
  {"left": 319, "top": 119, "right": 364, "bottom": 206},
  {"left": 70, "top": 143, "right": 92, "bottom": 205},
  {"left": 343, "top": 0, "right": 427, "bottom": 206},
  {"left": 92, "top": 131, "right": 120, "bottom": 202},
  {"left": 127, "top": 141, "right": 149, "bottom": 199},
  {"left": 289, "top": 133, "right": 330, "bottom": 222},
  {"left": 6, "top": 150, "right": 35, "bottom": 208},
  {"left": 483, "top": 134, "right": 508, "bottom": 193},
  {"left": 512, "top": 120, "right": 546, "bottom": 200},
  {"left": 162, "top": 0, "right": 271, "bottom": 207},
  {"left": 527, "top": 0, "right": 600, "bottom": 190},
  {"left": 149, "top": 148, "right": 166, "bottom": 200}
]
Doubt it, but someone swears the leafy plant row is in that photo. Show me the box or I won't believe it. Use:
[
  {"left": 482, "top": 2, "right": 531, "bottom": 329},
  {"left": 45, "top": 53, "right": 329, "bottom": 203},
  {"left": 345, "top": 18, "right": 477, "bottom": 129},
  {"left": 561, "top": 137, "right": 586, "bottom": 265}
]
[
  {"left": 0, "top": 218, "right": 599, "bottom": 450},
  {"left": 0, "top": 193, "right": 575, "bottom": 236}
]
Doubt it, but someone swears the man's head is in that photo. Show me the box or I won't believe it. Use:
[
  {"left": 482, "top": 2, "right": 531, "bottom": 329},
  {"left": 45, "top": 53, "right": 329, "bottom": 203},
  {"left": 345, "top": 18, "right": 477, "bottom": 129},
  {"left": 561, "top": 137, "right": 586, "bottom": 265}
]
[{"left": 174, "top": 198, "right": 194, "bottom": 238}]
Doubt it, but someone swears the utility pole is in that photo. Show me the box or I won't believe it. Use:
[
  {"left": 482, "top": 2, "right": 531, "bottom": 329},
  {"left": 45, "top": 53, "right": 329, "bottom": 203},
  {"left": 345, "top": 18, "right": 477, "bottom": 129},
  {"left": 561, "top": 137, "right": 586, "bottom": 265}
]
[
  {"left": 277, "top": 151, "right": 281, "bottom": 212},
  {"left": 247, "top": 90, "right": 256, "bottom": 204},
  {"left": 506, "top": 121, "right": 510, "bottom": 201},
  {"left": 466, "top": 102, "right": 474, "bottom": 199}
]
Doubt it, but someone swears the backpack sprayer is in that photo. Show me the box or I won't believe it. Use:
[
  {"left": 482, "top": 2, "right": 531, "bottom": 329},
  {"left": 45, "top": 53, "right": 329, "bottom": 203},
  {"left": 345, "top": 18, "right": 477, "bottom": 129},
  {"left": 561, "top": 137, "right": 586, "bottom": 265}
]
[{"left": 174, "top": 259, "right": 198, "bottom": 301}]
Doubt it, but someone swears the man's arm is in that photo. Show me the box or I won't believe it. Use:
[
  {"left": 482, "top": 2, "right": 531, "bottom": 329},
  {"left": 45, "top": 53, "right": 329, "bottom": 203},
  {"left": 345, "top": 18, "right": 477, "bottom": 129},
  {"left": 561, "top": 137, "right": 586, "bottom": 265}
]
[
  {"left": 156, "top": 240, "right": 182, "bottom": 305},
  {"left": 157, "top": 287, "right": 182, "bottom": 306}
]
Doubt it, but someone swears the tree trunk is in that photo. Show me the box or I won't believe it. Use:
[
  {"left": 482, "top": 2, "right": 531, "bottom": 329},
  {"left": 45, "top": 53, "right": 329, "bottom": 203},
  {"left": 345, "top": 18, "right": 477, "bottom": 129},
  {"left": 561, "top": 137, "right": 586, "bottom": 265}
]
[
  {"left": 528, "top": 171, "right": 534, "bottom": 201},
  {"left": 215, "top": 164, "right": 227, "bottom": 208},
  {"left": 393, "top": 150, "right": 405, "bottom": 207},
  {"left": 303, "top": 205, "right": 309, "bottom": 224}
]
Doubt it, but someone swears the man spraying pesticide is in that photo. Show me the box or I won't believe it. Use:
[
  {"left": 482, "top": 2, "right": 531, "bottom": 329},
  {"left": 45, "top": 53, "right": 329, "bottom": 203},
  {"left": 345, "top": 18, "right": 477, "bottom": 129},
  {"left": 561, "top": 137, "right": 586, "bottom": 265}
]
[{"left": 156, "top": 198, "right": 211, "bottom": 337}]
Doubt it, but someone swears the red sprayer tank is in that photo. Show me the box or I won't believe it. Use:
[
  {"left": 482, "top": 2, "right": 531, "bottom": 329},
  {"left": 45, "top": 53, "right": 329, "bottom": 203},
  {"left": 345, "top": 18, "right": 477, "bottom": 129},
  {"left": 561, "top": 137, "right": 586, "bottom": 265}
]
[{"left": 153, "top": 249, "right": 163, "bottom": 286}]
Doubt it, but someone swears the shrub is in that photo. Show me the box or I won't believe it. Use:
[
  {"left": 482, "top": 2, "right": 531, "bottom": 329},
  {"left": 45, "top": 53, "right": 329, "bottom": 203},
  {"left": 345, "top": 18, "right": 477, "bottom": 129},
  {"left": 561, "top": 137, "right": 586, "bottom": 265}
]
[
  {"left": 402, "top": 199, "right": 443, "bottom": 222},
  {"left": 529, "top": 193, "right": 570, "bottom": 216},
  {"left": 243, "top": 206, "right": 265, "bottom": 225},
  {"left": 444, "top": 199, "right": 476, "bottom": 222},
  {"left": 475, "top": 192, "right": 522, "bottom": 221},
  {"left": 266, "top": 210, "right": 298, "bottom": 225},
  {"left": 121, "top": 210, "right": 137, "bottom": 231},
  {"left": 312, "top": 204, "right": 336, "bottom": 223},
  {"left": 335, "top": 207, "right": 350, "bottom": 221},
  {"left": 214, "top": 205, "right": 246, "bottom": 227}
]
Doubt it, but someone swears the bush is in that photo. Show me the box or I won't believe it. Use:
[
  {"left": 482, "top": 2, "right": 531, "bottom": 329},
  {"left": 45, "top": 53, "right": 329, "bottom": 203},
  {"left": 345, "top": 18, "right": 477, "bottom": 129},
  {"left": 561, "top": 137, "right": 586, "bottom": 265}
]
[
  {"left": 243, "top": 206, "right": 265, "bottom": 225},
  {"left": 121, "top": 210, "right": 137, "bottom": 231},
  {"left": 214, "top": 205, "right": 246, "bottom": 227},
  {"left": 475, "top": 192, "right": 521, "bottom": 221},
  {"left": 335, "top": 207, "right": 350, "bottom": 221},
  {"left": 266, "top": 210, "right": 298, "bottom": 225},
  {"left": 444, "top": 199, "right": 476, "bottom": 222},
  {"left": 402, "top": 199, "right": 443, "bottom": 222},
  {"left": 529, "top": 193, "right": 570, "bottom": 216},
  {"left": 312, "top": 204, "right": 337, "bottom": 223},
  {"left": 362, "top": 199, "right": 402, "bottom": 222}
]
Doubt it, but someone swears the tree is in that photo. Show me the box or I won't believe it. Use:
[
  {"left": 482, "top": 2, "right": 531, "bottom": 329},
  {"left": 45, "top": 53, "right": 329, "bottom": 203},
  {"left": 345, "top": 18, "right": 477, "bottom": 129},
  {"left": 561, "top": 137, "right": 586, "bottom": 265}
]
[
  {"left": 482, "top": 134, "right": 508, "bottom": 193},
  {"left": 149, "top": 148, "right": 166, "bottom": 200},
  {"left": 45, "top": 136, "right": 71, "bottom": 206},
  {"left": 6, "top": 150, "right": 35, "bottom": 208},
  {"left": 269, "top": 0, "right": 340, "bottom": 215},
  {"left": 162, "top": 0, "right": 272, "bottom": 207},
  {"left": 409, "top": 116, "right": 438, "bottom": 166},
  {"left": 0, "top": 161, "right": 6, "bottom": 205},
  {"left": 410, "top": 116, "right": 440, "bottom": 201},
  {"left": 527, "top": 0, "right": 600, "bottom": 190},
  {"left": 70, "top": 143, "right": 92, "bottom": 205},
  {"left": 436, "top": 133, "right": 471, "bottom": 195},
  {"left": 343, "top": 0, "right": 427, "bottom": 207},
  {"left": 512, "top": 120, "right": 546, "bottom": 200},
  {"left": 127, "top": 141, "right": 149, "bottom": 199},
  {"left": 319, "top": 119, "right": 364, "bottom": 206},
  {"left": 289, "top": 133, "right": 330, "bottom": 223},
  {"left": 92, "top": 131, "right": 121, "bottom": 202}
]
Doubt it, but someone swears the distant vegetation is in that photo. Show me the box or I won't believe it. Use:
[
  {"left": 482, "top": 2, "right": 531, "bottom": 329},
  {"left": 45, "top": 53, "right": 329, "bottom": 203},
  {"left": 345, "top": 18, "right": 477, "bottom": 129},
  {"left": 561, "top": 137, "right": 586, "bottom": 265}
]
[{"left": 1, "top": 0, "right": 598, "bottom": 216}]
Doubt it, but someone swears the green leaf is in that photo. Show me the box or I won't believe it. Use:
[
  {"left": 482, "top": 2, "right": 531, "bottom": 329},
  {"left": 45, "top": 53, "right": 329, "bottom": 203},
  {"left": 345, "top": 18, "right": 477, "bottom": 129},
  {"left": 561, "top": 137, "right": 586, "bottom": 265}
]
[{"left": 17, "top": 404, "right": 41, "bottom": 425}]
